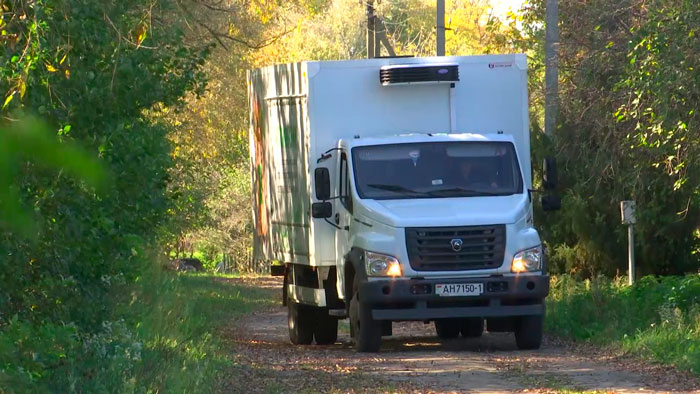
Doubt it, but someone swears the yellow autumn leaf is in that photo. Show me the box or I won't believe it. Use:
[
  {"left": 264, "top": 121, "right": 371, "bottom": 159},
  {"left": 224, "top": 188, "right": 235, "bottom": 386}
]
[
  {"left": 2, "top": 91, "right": 15, "bottom": 109},
  {"left": 137, "top": 31, "right": 147, "bottom": 45},
  {"left": 134, "top": 24, "right": 147, "bottom": 47}
]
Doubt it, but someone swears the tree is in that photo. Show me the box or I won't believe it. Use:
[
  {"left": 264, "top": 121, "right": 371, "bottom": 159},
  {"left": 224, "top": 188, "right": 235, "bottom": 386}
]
[
  {"left": 499, "top": 0, "right": 699, "bottom": 276},
  {"left": 0, "top": 0, "right": 209, "bottom": 327}
]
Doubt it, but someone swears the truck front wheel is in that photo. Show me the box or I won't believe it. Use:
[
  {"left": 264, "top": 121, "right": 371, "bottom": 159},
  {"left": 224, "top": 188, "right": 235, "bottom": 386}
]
[
  {"left": 349, "top": 292, "right": 382, "bottom": 352},
  {"left": 288, "top": 299, "right": 314, "bottom": 345},
  {"left": 514, "top": 314, "right": 543, "bottom": 350}
]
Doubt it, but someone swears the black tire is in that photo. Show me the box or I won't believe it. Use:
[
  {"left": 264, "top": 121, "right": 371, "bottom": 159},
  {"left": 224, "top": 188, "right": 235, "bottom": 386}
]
[
  {"left": 314, "top": 309, "right": 338, "bottom": 345},
  {"left": 349, "top": 291, "right": 382, "bottom": 352},
  {"left": 459, "top": 317, "right": 484, "bottom": 338},
  {"left": 288, "top": 299, "right": 314, "bottom": 345},
  {"left": 381, "top": 320, "right": 393, "bottom": 337},
  {"left": 514, "top": 314, "right": 543, "bottom": 350},
  {"left": 434, "top": 319, "right": 461, "bottom": 339}
]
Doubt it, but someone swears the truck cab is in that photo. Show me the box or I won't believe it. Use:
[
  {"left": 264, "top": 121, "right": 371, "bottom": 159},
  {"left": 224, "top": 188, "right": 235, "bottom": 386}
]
[
  {"left": 313, "top": 133, "right": 553, "bottom": 351},
  {"left": 248, "top": 54, "right": 560, "bottom": 352}
]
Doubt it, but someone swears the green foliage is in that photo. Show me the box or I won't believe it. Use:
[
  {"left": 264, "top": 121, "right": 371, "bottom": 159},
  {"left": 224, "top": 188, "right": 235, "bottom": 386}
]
[
  {"left": 547, "top": 274, "right": 700, "bottom": 374},
  {"left": 614, "top": 0, "right": 700, "bottom": 271},
  {"left": 509, "top": 0, "right": 700, "bottom": 276},
  {"left": 0, "top": 0, "right": 214, "bottom": 389},
  {"left": 0, "top": 0, "right": 301, "bottom": 387},
  {"left": 0, "top": 0, "right": 210, "bottom": 325},
  {"left": 162, "top": 35, "right": 257, "bottom": 268},
  {"left": 0, "top": 269, "right": 276, "bottom": 391},
  {"left": 0, "top": 118, "right": 106, "bottom": 236}
]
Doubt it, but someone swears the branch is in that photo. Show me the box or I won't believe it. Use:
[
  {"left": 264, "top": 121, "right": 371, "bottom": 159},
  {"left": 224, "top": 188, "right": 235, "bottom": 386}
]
[
  {"left": 104, "top": 13, "right": 157, "bottom": 50},
  {"left": 211, "top": 27, "right": 295, "bottom": 50},
  {"left": 189, "top": 0, "right": 234, "bottom": 13},
  {"left": 175, "top": 0, "right": 294, "bottom": 50}
]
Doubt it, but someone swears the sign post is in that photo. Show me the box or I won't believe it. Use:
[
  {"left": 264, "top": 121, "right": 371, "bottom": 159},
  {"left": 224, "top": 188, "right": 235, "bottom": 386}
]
[{"left": 620, "top": 201, "right": 636, "bottom": 285}]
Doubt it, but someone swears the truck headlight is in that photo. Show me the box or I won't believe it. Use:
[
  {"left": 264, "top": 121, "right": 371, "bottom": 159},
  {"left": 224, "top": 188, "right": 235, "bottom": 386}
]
[
  {"left": 511, "top": 246, "right": 542, "bottom": 273},
  {"left": 364, "top": 251, "right": 402, "bottom": 277}
]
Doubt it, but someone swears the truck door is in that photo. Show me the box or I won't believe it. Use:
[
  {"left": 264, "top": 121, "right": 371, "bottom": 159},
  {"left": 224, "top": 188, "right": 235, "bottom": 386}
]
[{"left": 335, "top": 151, "right": 353, "bottom": 295}]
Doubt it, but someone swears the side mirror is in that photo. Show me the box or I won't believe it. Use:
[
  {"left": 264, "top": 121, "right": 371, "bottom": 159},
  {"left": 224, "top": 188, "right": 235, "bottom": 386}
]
[
  {"left": 312, "top": 202, "right": 333, "bottom": 218},
  {"left": 543, "top": 157, "right": 557, "bottom": 190},
  {"left": 315, "top": 167, "right": 331, "bottom": 201},
  {"left": 541, "top": 194, "right": 562, "bottom": 212}
]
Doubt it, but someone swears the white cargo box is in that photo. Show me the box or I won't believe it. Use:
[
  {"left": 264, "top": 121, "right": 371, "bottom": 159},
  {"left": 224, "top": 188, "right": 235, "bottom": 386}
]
[{"left": 248, "top": 54, "right": 531, "bottom": 267}]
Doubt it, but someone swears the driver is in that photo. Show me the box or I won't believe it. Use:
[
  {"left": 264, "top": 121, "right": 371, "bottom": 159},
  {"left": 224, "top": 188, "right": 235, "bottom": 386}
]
[{"left": 459, "top": 161, "right": 498, "bottom": 189}]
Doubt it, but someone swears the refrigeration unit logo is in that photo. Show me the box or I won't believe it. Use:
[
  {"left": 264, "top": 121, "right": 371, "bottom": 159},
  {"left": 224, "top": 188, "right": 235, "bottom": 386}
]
[
  {"left": 450, "top": 238, "right": 463, "bottom": 252},
  {"left": 488, "top": 62, "right": 513, "bottom": 69}
]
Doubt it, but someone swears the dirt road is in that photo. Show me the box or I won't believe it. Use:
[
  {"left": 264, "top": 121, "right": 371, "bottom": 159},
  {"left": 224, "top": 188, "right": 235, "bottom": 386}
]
[{"left": 222, "top": 277, "right": 699, "bottom": 394}]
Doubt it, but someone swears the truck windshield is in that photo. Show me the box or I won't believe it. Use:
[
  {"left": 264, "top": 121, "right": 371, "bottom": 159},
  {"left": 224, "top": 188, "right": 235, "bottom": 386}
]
[{"left": 351, "top": 141, "right": 523, "bottom": 200}]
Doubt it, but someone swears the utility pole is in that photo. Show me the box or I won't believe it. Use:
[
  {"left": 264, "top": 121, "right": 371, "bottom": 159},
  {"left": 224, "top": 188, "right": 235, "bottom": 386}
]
[
  {"left": 366, "top": 0, "right": 376, "bottom": 58},
  {"left": 436, "top": 0, "right": 445, "bottom": 56},
  {"left": 545, "top": 0, "right": 558, "bottom": 138},
  {"left": 363, "top": 1, "right": 396, "bottom": 58},
  {"left": 374, "top": 15, "right": 382, "bottom": 56}
]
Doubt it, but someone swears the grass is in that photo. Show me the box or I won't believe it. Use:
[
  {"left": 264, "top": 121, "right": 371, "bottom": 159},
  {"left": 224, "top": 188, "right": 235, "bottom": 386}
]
[
  {"left": 0, "top": 269, "right": 276, "bottom": 393},
  {"left": 546, "top": 274, "right": 700, "bottom": 375},
  {"left": 124, "top": 271, "right": 276, "bottom": 392}
]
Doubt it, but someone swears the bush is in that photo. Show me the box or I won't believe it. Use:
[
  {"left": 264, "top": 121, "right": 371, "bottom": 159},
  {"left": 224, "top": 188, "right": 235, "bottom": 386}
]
[
  {"left": 547, "top": 274, "right": 700, "bottom": 374},
  {"left": 0, "top": 267, "right": 276, "bottom": 392}
]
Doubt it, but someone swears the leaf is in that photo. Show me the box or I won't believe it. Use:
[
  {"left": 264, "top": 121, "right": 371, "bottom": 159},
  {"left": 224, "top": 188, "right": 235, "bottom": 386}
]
[
  {"left": 2, "top": 91, "right": 14, "bottom": 109},
  {"left": 134, "top": 24, "right": 147, "bottom": 47},
  {"left": 138, "top": 31, "right": 147, "bottom": 45},
  {"left": 45, "top": 63, "right": 58, "bottom": 72}
]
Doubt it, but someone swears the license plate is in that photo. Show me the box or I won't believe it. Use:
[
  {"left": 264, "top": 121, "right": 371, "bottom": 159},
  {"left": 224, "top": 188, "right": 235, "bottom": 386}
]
[{"left": 435, "top": 283, "right": 483, "bottom": 297}]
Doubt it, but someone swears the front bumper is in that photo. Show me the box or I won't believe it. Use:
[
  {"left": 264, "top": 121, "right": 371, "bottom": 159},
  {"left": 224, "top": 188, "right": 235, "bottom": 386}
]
[{"left": 359, "top": 274, "right": 549, "bottom": 321}]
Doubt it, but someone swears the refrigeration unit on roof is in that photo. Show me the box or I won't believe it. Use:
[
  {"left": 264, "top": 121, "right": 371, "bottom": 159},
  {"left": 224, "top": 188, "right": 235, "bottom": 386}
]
[{"left": 379, "top": 64, "right": 459, "bottom": 86}]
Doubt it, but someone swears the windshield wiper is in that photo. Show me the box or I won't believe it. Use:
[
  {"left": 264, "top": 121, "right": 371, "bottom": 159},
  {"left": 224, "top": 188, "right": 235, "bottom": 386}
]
[
  {"left": 366, "top": 184, "right": 431, "bottom": 196},
  {"left": 429, "top": 187, "right": 503, "bottom": 196}
]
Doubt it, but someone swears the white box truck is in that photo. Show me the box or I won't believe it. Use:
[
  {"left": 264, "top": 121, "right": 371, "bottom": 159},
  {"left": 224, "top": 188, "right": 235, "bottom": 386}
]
[{"left": 247, "top": 54, "right": 560, "bottom": 352}]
